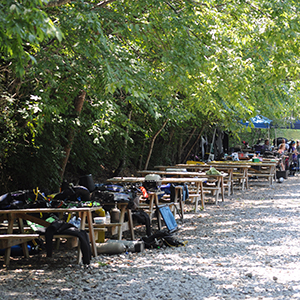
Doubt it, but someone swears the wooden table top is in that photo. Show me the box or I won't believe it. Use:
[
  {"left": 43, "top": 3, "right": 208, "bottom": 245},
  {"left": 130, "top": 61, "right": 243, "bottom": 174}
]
[
  {"left": 209, "top": 161, "right": 277, "bottom": 167},
  {"left": 0, "top": 207, "right": 98, "bottom": 214},
  {"left": 137, "top": 170, "right": 227, "bottom": 178},
  {"left": 155, "top": 163, "right": 251, "bottom": 170},
  {"left": 175, "top": 164, "right": 250, "bottom": 169},
  {"left": 107, "top": 177, "right": 209, "bottom": 183}
]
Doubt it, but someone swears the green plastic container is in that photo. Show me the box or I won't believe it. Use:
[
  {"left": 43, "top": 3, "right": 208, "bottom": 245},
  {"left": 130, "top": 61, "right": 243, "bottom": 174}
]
[{"left": 252, "top": 158, "right": 260, "bottom": 162}]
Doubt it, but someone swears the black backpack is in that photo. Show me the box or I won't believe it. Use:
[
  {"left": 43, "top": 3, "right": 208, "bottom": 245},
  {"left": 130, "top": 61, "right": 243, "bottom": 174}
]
[{"left": 141, "top": 230, "right": 185, "bottom": 249}]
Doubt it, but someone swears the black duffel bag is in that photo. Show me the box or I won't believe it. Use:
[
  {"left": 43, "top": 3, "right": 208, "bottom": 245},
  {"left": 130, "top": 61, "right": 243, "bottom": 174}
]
[
  {"left": 92, "top": 190, "right": 131, "bottom": 204},
  {"left": 0, "top": 189, "right": 50, "bottom": 209}
]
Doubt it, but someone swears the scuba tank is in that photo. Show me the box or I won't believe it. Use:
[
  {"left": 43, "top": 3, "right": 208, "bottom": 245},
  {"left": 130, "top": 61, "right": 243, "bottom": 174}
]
[{"left": 110, "top": 204, "right": 120, "bottom": 223}]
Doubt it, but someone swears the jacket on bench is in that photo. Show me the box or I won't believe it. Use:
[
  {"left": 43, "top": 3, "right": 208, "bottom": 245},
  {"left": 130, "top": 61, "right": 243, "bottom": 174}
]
[{"left": 45, "top": 220, "right": 91, "bottom": 264}]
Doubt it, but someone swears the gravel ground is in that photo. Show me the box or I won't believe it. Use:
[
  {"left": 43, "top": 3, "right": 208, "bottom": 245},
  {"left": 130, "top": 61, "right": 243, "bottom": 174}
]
[{"left": 1, "top": 176, "right": 300, "bottom": 300}]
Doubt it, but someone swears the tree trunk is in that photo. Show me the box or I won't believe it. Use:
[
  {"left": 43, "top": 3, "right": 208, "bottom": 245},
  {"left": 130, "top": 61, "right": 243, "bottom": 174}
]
[
  {"left": 122, "top": 110, "right": 132, "bottom": 169},
  {"left": 165, "top": 128, "right": 174, "bottom": 161},
  {"left": 113, "top": 109, "right": 132, "bottom": 177},
  {"left": 144, "top": 118, "right": 168, "bottom": 170},
  {"left": 138, "top": 139, "right": 146, "bottom": 170},
  {"left": 59, "top": 90, "right": 86, "bottom": 181},
  {"left": 178, "top": 133, "right": 183, "bottom": 164},
  {"left": 183, "top": 127, "right": 204, "bottom": 163},
  {"left": 179, "top": 127, "right": 197, "bottom": 161}
]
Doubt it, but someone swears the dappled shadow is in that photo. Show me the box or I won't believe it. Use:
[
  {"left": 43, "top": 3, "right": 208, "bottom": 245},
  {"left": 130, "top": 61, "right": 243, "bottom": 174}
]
[
  {"left": 0, "top": 250, "right": 79, "bottom": 270},
  {"left": 2, "top": 177, "right": 300, "bottom": 299}
]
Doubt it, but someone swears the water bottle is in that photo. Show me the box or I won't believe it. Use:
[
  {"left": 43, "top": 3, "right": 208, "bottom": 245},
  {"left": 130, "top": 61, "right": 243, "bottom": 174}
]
[
  {"left": 69, "top": 216, "right": 81, "bottom": 228},
  {"left": 105, "top": 211, "right": 111, "bottom": 224},
  {"left": 74, "top": 217, "right": 81, "bottom": 228}
]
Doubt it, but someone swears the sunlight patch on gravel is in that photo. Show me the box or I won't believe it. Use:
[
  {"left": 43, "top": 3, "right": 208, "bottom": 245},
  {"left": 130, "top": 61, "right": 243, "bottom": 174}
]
[{"left": 2, "top": 177, "right": 300, "bottom": 299}]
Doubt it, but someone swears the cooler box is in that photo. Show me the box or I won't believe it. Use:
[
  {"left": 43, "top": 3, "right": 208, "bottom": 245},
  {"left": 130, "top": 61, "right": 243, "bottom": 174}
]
[{"left": 276, "top": 170, "right": 288, "bottom": 179}]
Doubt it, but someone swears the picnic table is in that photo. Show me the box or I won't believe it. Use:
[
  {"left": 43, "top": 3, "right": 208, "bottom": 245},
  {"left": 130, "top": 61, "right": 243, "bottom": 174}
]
[
  {"left": 210, "top": 160, "right": 277, "bottom": 186},
  {"left": 0, "top": 207, "right": 98, "bottom": 266},
  {"left": 96, "top": 202, "right": 135, "bottom": 241},
  {"left": 205, "top": 162, "right": 250, "bottom": 191},
  {"left": 245, "top": 161, "right": 277, "bottom": 186},
  {"left": 155, "top": 164, "right": 235, "bottom": 195},
  {"left": 107, "top": 176, "right": 208, "bottom": 217},
  {"left": 136, "top": 170, "right": 228, "bottom": 207}
]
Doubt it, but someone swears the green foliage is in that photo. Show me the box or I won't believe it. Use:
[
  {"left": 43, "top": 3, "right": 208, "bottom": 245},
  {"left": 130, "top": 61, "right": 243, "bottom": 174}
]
[
  {"left": 0, "top": 0, "right": 62, "bottom": 76},
  {"left": 2, "top": 0, "right": 300, "bottom": 193}
]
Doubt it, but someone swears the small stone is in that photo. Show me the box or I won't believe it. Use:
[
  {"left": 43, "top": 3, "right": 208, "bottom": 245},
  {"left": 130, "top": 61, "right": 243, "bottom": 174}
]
[{"left": 245, "top": 272, "right": 253, "bottom": 278}]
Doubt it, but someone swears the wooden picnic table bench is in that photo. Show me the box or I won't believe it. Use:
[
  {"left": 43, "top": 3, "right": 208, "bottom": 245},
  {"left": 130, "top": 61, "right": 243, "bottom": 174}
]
[{"left": 0, "top": 207, "right": 98, "bottom": 266}]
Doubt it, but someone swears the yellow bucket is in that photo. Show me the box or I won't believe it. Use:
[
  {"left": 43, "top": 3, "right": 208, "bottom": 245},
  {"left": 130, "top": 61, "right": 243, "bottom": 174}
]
[{"left": 96, "top": 231, "right": 105, "bottom": 243}]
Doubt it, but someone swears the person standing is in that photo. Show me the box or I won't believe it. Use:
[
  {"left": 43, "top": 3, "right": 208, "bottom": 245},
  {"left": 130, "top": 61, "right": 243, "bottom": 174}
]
[
  {"left": 296, "top": 140, "right": 300, "bottom": 172},
  {"left": 289, "top": 141, "right": 298, "bottom": 175}
]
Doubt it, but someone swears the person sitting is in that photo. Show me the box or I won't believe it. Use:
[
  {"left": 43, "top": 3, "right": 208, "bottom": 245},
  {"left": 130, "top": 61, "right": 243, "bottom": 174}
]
[
  {"left": 261, "top": 139, "right": 270, "bottom": 152},
  {"left": 276, "top": 144, "right": 287, "bottom": 170},
  {"left": 277, "top": 143, "right": 286, "bottom": 154},
  {"left": 279, "top": 139, "right": 289, "bottom": 151}
]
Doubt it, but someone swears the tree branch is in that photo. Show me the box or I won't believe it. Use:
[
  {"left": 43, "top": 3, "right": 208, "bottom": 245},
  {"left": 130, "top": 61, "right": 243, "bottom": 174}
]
[
  {"left": 183, "top": 126, "right": 205, "bottom": 163},
  {"left": 144, "top": 118, "right": 169, "bottom": 170},
  {"left": 96, "top": 0, "right": 117, "bottom": 8},
  {"left": 47, "top": 0, "right": 71, "bottom": 7}
]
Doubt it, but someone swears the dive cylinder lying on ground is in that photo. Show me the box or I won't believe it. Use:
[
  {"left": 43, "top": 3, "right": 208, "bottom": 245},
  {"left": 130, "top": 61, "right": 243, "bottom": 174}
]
[{"left": 96, "top": 240, "right": 145, "bottom": 254}]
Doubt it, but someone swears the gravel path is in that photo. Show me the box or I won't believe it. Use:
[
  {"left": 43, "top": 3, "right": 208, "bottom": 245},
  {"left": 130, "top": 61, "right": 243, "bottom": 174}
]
[{"left": 1, "top": 176, "right": 300, "bottom": 300}]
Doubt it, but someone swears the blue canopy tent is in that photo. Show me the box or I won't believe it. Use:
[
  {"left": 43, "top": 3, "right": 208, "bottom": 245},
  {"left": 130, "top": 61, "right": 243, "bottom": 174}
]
[
  {"left": 287, "top": 120, "right": 300, "bottom": 130},
  {"left": 240, "top": 115, "right": 272, "bottom": 129},
  {"left": 240, "top": 115, "right": 273, "bottom": 144}
]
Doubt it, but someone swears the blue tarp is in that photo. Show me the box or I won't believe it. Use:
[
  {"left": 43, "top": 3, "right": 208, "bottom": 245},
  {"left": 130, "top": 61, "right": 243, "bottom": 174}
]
[{"left": 240, "top": 115, "right": 272, "bottom": 129}]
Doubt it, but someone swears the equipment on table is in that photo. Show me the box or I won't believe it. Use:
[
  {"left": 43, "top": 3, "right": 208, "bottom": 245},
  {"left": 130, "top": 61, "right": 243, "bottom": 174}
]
[
  {"left": 110, "top": 205, "right": 121, "bottom": 223},
  {"left": 142, "top": 174, "right": 162, "bottom": 191}
]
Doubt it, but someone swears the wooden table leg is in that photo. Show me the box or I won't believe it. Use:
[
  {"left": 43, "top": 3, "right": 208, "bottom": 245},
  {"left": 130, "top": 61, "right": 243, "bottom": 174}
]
[
  {"left": 200, "top": 182, "right": 205, "bottom": 210},
  {"left": 245, "top": 168, "right": 249, "bottom": 189},
  {"left": 214, "top": 178, "right": 220, "bottom": 204},
  {"left": 230, "top": 170, "right": 234, "bottom": 195},
  {"left": 154, "top": 194, "right": 162, "bottom": 230},
  {"left": 148, "top": 194, "right": 155, "bottom": 221},
  {"left": 18, "top": 217, "right": 29, "bottom": 258},
  {"left": 174, "top": 186, "right": 184, "bottom": 219},
  {"left": 221, "top": 177, "right": 225, "bottom": 202},
  {"left": 4, "top": 213, "right": 15, "bottom": 266},
  {"left": 77, "top": 211, "right": 87, "bottom": 264},
  {"left": 179, "top": 189, "right": 184, "bottom": 219},
  {"left": 194, "top": 184, "right": 199, "bottom": 213},
  {"left": 127, "top": 208, "right": 135, "bottom": 240},
  {"left": 86, "top": 211, "right": 97, "bottom": 257},
  {"left": 118, "top": 205, "right": 126, "bottom": 240},
  {"left": 173, "top": 187, "right": 180, "bottom": 217}
]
